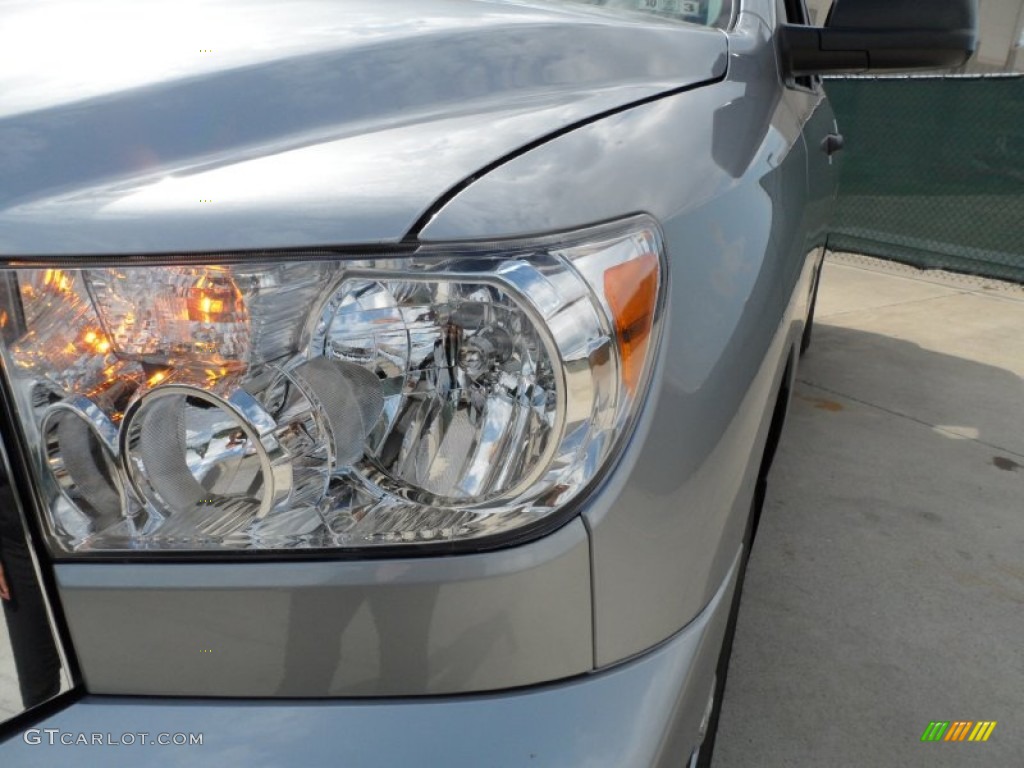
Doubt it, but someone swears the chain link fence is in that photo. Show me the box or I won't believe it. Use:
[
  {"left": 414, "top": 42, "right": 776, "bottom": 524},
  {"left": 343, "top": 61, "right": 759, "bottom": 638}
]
[{"left": 824, "top": 74, "right": 1024, "bottom": 284}]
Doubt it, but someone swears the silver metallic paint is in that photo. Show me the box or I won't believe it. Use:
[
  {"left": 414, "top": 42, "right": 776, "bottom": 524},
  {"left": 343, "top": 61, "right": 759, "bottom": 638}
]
[
  {"left": 0, "top": 0, "right": 726, "bottom": 255},
  {"left": 2, "top": 549, "right": 741, "bottom": 768},
  {"left": 55, "top": 519, "right": 592, "bottom": 697},
  {"left": 421, "top": 0, "right": 830, "bottom": 664}
]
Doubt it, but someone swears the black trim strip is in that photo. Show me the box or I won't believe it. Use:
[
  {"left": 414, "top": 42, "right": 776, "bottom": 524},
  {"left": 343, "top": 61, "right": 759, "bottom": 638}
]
[
  {"left": 1, "top": 243, "right": 419, "bottom": 268},
  {"left": 0, "top": 689, "right": 85, "bottom": 745},
  {"left": 0, "top": 373, "right": 84, "bottom": 685}
]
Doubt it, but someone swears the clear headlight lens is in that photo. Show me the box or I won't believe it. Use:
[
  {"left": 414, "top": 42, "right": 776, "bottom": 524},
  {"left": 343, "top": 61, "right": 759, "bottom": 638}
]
[{"left": 0, "top": 217, "right": 663, "bottom": 554}]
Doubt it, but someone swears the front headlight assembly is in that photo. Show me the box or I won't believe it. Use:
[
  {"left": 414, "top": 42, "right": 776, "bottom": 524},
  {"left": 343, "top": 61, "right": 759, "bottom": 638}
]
[{"left": 0, "top": 217, "right": 664, "bottom": 555}]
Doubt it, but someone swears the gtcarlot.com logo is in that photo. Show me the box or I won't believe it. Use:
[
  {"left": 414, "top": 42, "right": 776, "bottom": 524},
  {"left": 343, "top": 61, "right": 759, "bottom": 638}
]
[
  {"left": 23, "top": 729, "right": 203, "bottom": 747},
  {"left": 921, "top": 721, "right": 997, "bottom": 743}
]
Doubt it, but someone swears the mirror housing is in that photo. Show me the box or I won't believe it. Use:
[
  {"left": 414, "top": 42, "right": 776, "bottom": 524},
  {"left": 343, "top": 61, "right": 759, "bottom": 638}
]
[{"left": 780, "top": 0, "right": 978, "bottom": 77}]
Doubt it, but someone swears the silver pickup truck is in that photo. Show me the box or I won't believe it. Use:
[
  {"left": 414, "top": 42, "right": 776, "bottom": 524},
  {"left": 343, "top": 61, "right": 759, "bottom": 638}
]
[{"left": 0, "top": 1, "right": 975, "bottom": 765}]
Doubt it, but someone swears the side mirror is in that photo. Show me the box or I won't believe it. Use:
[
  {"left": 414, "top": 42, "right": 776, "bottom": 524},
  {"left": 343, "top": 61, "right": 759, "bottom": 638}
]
[{"left": 780, "top": 0, "right": 978, "bottom": 77}]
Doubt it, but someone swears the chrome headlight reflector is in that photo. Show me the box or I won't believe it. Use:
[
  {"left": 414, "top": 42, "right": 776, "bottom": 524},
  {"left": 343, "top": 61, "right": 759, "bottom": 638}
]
[{"left": 0, "top": 218, "right": 664, "bottom": 554}]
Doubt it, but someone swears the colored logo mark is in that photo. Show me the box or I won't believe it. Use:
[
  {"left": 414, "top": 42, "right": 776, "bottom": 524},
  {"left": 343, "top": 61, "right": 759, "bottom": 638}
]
[{"left": 921, "top": 721, "right": 997, "bottom": 742}]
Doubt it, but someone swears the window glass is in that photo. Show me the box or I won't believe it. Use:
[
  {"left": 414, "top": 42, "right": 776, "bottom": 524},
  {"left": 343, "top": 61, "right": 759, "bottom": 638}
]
[
  {"left": 555, "top": 0, "right": 734, "bottom": 29},
  {"left": 806, "top": 0, "right": 834, "bottom": 26}
]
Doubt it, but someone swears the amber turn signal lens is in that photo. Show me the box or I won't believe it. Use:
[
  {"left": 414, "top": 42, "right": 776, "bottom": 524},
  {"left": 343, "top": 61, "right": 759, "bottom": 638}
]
[
  {"left": 187, "top": 274, "right": 245, "bottom": 324},
  {"left": 604, "top": 252, "right": 659, "bottom": 395}
]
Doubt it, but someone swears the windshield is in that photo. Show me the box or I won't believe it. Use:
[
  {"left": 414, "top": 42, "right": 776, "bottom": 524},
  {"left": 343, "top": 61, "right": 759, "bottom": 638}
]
[{"left": 555, "top": 0, "right": 734, "bottom": 28}]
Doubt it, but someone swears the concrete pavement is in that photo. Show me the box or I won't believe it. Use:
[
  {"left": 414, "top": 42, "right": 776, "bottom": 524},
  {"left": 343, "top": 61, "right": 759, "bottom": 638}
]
[{"left": 713, "top": 254, "right": 1024, "bottom": 767}]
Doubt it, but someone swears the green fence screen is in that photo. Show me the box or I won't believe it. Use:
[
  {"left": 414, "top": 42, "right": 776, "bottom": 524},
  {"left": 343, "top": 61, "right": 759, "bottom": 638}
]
[{"left": 825, "top": 75, "right": 1024, "bottom": 283}]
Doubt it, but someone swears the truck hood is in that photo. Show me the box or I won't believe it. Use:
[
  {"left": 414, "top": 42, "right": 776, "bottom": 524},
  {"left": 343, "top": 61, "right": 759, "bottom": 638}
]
[{"left": 0, "top": 0, "right": 726, "bottom": 256}]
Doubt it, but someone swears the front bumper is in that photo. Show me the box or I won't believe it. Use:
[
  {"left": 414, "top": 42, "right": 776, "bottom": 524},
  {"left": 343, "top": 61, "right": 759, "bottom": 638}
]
[{"left": 1, "top": 549, "right": 740, "bottom": 767}]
